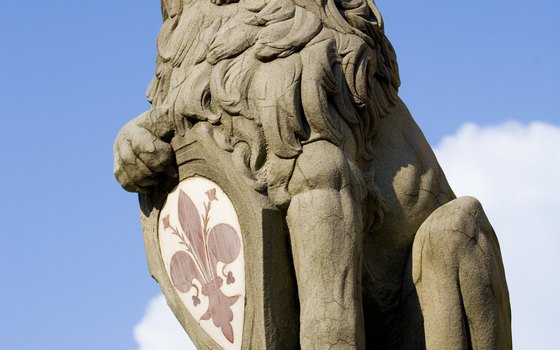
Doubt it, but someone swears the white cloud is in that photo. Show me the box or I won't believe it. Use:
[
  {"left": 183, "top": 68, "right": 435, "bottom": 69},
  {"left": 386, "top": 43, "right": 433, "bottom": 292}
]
[
  {"left": 134, "top": 294, "right": 196, "bottom": 350},
  {"left": 434, "top": 121, "right": 560, "bottom": 349},
  {"left": 134, "top": 121, "right": 560, "bottom": 349}
]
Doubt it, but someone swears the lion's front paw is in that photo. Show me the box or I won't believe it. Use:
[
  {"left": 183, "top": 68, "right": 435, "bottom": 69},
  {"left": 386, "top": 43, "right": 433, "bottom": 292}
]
[{"left": 114, "top": 118, "right": 177, "bottom": 194}]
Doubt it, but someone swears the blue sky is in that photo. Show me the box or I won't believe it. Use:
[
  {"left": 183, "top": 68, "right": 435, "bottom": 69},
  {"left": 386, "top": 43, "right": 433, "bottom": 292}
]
[{"left": 0, "top": 1, "right": 558, "bottom": 349}]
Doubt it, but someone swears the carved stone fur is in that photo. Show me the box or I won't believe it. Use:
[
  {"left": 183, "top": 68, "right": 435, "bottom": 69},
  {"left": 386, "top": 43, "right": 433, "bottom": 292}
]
[{"left": 146, "top": 0, "right": 399, "bottom": 209}]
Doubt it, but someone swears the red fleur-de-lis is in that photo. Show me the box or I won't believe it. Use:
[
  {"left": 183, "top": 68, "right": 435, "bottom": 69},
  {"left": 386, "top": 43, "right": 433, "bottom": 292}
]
[{"left": 168, "top": 188, "right": 242, "bottom": 344}]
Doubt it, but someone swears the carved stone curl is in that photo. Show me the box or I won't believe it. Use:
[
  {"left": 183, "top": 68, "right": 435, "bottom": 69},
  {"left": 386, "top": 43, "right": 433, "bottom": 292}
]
[{"left": 114, "top": 1, "right": 512, "bottom": 349}]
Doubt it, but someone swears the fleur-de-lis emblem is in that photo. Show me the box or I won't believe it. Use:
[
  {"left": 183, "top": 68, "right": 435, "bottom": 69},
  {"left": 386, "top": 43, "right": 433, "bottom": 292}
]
[{"left": 162, "top": 188, "right": 241, "bottom": 343}]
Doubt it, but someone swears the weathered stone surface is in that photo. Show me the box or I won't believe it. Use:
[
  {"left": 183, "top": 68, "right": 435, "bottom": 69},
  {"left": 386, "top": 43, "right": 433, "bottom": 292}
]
[{"left": 114, "top": 1, "right": 512, "bottom": 349}]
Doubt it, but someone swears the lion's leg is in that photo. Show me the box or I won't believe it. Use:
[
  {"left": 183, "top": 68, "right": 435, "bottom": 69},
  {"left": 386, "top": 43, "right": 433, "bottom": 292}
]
[
  {"left": 286, "top": 141, "right": 366, "bottom": 350},
  {"left": 411, "top": 196, "right": 512, "bottom": 350}
]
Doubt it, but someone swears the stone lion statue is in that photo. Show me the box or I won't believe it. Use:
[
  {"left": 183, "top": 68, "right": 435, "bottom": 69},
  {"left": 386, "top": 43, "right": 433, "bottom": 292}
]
[{"left": 114, "top": 0, "right": 512, "bottom": 348}]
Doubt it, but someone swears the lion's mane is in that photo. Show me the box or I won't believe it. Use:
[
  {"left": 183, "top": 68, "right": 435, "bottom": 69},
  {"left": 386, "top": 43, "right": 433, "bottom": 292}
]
[{"left": 147, "top": 0, "right": 400, "bottom": 206}]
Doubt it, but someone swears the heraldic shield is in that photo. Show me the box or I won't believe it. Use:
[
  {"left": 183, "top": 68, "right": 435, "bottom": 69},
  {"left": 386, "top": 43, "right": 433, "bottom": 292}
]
[{"left": 137, "top": 122, "right": 299, "bottom": 349}]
